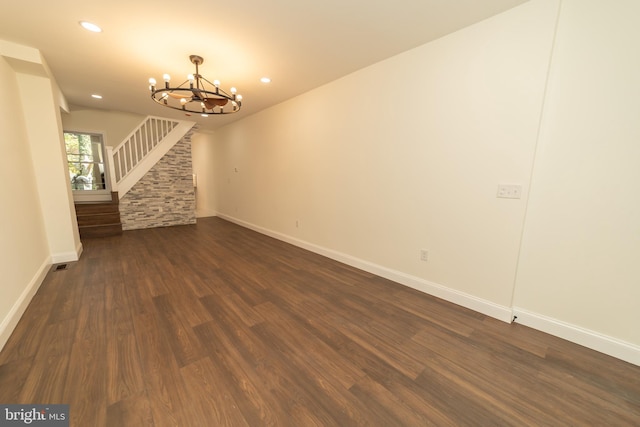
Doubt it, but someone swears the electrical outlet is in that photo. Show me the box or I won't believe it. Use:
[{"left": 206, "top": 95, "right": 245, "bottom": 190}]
[
  {"left": 497, "top": 184, "right": 522, "bottom": 199},
  {"left": 420, "top": 249, "right": 429, "bottom": 262}
]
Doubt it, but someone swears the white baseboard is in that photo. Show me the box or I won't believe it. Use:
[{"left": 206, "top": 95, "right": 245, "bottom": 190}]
[
  {"left": 216, "top": 213, "right": 513, "bottom": 323},
  {"left": 513, "top": 307, "right": 640, "bottom": 366},
  {"left": 0, "top": 258, "right": 50, "bottom": 351},
  {"left": 50, "top": 242, "right": 83, "bottom": 264}
]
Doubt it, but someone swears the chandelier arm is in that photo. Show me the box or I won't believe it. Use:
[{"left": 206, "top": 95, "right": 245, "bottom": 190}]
[
  {"left": 150, "top": 88, "right": 236, "bottom": 100},
  {"left": 173, "top": 79, "right": 191, "bottom": 89},
  {"left": 159, "top": 80, "right": 192, "bottom": 96},
  {"left": 199, "top": 76, "right": 233, "bottom": 98}
]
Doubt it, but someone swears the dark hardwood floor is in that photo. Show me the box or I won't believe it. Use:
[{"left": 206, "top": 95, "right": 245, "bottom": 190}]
[{"left": 1, "top": 217, "right": 639, "bottom": 426}]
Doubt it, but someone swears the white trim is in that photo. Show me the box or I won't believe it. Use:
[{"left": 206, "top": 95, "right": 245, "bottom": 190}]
[
  {"left": 51, "top": 243, "right": 82, "bottom": 264},
  {"left": 105, "top": 146, "right": 118, "bottom": 191},
  {"left": 216, "top": 213, "right": 513, "bottom": 323},
  {"left": 0, "top": 258, "right": 50, "bottom": 351},
  {"left": 72, "top": 191, "right": 113, "bottom": 202},
  {"left": 513, "top": 307, "right": 640, "bottom": 366}
]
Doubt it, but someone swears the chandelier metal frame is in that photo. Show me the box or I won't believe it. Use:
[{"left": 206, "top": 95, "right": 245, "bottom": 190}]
[{"left": 148, "top": 55, "right": 242, "bottom": 116}]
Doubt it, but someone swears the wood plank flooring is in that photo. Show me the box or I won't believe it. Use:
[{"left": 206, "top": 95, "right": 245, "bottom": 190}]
[{"left": 1, "top": 217, "right": 639, "bottom": 426}]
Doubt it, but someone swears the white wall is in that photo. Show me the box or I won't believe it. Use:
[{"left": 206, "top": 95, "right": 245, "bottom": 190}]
[
  {"left": 199, "top": 0, "right": 640, "bottom": 364},
  {"left": 61, "top": 108, "right": 145, "bottom": 148},
  {"left": 0, "top": 41, "right": 80, "bottom": 350},
  {"left": 0, "top": 51, "right": 49, "bottom": 348},
  {"left": 192, "top": 131, "right": 219, "bottom": 218},
  {"left": 17, "top": 72, "right": 81, "bottom": 262},
  {"left": 202, "top": 0, "right": 560, "bottom": 322},
  {"left": 513, "top": 0, "right": 640, "bottom": 363}
]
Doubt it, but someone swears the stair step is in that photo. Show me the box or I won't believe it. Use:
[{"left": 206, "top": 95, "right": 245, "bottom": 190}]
[
  {"left": 79, "top": 223, "right": 123, "bottom": 238},
  {"left": 77, "top": 212, "right": 121, "bottom": 227},
  {"left": 75, "top": 192, "right": 122, "bottom": 239},
  {"left": 75, "top": 202, "right": 119, "bottom": 215}
]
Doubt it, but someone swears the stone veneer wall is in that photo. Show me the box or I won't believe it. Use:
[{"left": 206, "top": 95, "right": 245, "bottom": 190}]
[{"left": 120, "top": 129, "right": 197, "bottom": 230}]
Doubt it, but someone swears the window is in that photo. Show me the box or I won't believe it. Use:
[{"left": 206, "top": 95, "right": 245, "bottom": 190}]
[{"left": 64, "top": 131, "right": 108, "bottom": 191}]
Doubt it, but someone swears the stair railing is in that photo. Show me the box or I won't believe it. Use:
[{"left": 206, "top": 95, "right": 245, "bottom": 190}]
[
  {"left": 106, "top": 116, "right": 195, "bottom": 198},
  {"left": 111, "top": 116, "right": 179, "bottom": 183}
]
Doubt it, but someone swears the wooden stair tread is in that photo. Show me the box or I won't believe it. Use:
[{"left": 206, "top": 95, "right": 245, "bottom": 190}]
[
  {"left": 78, "top": 222, "right": 122, "bottom": 227},
  {"left": 75, "top": 192, "right": 122, "bottom": 238}
]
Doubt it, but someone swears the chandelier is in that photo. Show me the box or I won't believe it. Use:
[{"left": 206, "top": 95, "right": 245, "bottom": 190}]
[{"left": 148, "top": 55, "right": 242, "bottom": 116}]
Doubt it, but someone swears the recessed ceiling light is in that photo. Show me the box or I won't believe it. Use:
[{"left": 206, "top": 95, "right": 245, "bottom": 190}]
[
  {"left": 91, "top": 94, "right": 103, "bottom": 99},
  {"left": 80, "top": 21, "right": 102, "bottom": 33},
  {"left": 260, "top": 77, "right": 271, "bottom": 84}
]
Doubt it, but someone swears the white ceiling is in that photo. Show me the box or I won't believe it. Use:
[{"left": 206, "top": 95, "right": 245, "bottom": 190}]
[{"left": 0, "top": 0, "right": 527, "bottom": 130}]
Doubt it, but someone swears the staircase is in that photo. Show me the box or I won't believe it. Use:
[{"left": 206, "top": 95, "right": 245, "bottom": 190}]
[
  {"left": 107, "top": 116, "right": 195, "bottom": 199},
  {"left": 73, "top": 116, "right": 195, "bottom": 239},
  {"left": 74, "top": 192, "right": 123, "bottom": 238}
]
